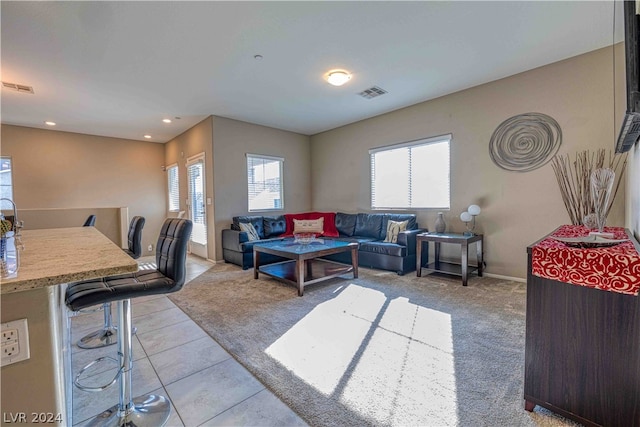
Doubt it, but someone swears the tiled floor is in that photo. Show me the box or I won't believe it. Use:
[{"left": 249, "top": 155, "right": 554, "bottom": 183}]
[{"left": 70, "top": 255, "right": 307, "bottom": 427}]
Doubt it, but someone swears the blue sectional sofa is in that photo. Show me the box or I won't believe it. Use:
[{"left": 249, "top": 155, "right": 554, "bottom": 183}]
[{"left": 221, "top": 212, "right": 428, "bottom": 275}]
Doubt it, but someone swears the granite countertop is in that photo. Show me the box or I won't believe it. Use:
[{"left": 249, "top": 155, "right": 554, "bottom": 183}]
[{"left": 0, "top": 227, "right": 139, "bottom": 294}]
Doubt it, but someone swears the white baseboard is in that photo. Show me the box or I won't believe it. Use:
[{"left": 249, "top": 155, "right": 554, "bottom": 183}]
[{"left": 483, "top": 272, "right": 526, "bottom": 283}]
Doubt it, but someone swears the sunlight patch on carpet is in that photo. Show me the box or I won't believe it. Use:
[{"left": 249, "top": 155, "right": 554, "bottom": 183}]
[
  {"left": 341, "top": 297, "right": 458, "bottom": 425},
  {"left": 265, "top": 284, "right": 385, "bottom": 395},
  {"left": 265, "top": 284, "right": 458, "bottom": 425}
]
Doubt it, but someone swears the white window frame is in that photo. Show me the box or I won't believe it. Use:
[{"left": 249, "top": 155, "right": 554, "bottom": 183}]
[
  {"left": 370, "top": 134, "right": 451, "bottom": 210},
  {"left": 167, "top": 163, "right": 179, "bottom": 212},
  {"left": 0, "top": 156, "right": 14, "bottom": 202},
  {"left": 246, "top": 153, "right": 284, "bottom": 212}
]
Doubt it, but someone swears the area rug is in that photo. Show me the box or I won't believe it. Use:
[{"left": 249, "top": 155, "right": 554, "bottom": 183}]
[{"left": 169, "top": 263, "right": 577, "bottom": 427}]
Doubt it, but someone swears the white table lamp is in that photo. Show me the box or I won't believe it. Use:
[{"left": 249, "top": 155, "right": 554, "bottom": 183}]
[{"left": 460, "top": 205, "right": 481, "bottom": 236}]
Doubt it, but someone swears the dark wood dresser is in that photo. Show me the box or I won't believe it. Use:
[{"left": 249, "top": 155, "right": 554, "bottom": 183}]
[{"left": 524, "top": 227, "right": 640, "bottom": 427}]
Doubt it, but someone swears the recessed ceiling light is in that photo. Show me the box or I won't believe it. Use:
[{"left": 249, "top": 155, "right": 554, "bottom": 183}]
[
  {"left": 326, "top": 70, "right": 352, "bottom": 86},
  {"left": 144, "top": 135, "right": 152, "bottom": 139},
  {"left": 162, "top": 119, "right": 172, "bottom": 123},
  {"left": 3, "top": 81, "right": 34, "bottom": 94},
  {"left": 44, "top": 121, "right": 56, "bottom": 126}
]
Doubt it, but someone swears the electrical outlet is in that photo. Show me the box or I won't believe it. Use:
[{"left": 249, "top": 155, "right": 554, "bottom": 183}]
[
  {"left": 1, "top": 318, "right": 29, "bottom": 366},
  {"left": 148, "top": 244, "right": 153, "bottom": 252},
  {"left": 2, "top": 342, "right": 19, "bottom": 357},
  {"left": 1, "top": 329, "right": 17, "bottom": 343}
]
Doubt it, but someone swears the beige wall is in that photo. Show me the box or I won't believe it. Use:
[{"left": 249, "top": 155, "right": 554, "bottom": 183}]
[
  {"left": 164, "top": 117, "right": 216, "bottom": 260},
  {"left": 0, "top": 125, "right": 167, "bottom": 253},
  {"left": 310, "top": 45, "right": 627, "bottom": 279},
  {"left": 19, "top": 207, "right": 123, "bottom": 244},
  {"left": 211, "top": 116, "right": 311, "bottom": 260}
]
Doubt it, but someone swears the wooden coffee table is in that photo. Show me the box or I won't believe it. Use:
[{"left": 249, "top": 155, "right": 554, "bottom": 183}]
[{"left": 253, "top": 238, "right": 358, "bottom": 296}]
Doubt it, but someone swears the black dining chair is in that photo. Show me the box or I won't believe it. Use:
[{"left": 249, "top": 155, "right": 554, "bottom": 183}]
[
  {"left": 77, "top": 216, "right": 146, "bottom": 349},
  {"left": 66, "top": 218, "right": 192, "bottom": 426},
  {"left": 123, "top": 216, "right": 145, "bottom": 259}
]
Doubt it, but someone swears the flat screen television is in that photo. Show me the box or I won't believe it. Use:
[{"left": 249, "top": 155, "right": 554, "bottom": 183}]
[{"left": 616, "top": 0, "right": 640, "bottom": 153}]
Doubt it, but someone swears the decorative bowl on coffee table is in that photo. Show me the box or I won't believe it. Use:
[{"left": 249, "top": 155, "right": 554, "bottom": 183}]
[{"left": 294, "top": 233, "right": 316, "bottom": 245}]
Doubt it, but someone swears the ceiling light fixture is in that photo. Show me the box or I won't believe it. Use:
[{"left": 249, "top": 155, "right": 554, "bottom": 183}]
[
  {"left": 144, "top": 135, "right": 152, "bottom": 139},
  {"left": 326, "top": 70, "right": 352, "bottom": 86},
  {"left": 162, "top": 119, "right": 172, "bottom": 123},
  {"left": 44, "top": 121, "right": 56, "bottom": 126}
]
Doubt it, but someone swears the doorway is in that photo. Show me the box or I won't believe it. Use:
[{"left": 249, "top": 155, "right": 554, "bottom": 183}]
[{"left": 186, "top": 153, "right": 207, "bottom": 258}]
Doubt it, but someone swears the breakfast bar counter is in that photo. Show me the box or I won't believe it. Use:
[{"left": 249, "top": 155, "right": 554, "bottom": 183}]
[
  {"left": 2, "top": 227, "right": 138, "bottom": 293},
  {"left": 0, "top": 227, "right": 138, "bottom": 426}
]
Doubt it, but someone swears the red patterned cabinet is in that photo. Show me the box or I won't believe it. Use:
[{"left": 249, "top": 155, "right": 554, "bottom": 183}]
[{"left": 524, "top": 226, "right": 640, "bottom": 427}]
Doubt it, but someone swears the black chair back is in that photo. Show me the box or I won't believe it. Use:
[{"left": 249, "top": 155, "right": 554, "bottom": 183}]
[
  {"left": 155, "top": 218, "right": 193, "bottom": 291},
  {"left": 83, "top": 215, "right": 96, "bottom": 227},
  {"left": 65, "top": 218, "right": 192, "bottom": 311},
  {"left": 126, "top": 216, "right": 145, "bottom": 259}
]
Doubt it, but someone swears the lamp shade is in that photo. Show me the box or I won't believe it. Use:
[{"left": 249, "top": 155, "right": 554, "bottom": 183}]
[
  {"left": 460, "top": 212, "right": 473, "bottom": 222},
  {"left": 468, "top": 204, "right": 481, "bottom": 216}
]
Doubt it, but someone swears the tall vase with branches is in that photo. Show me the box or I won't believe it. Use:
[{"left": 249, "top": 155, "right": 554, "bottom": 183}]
[{"left": 551, "top": 149, "right": 627, "bottom": 226}]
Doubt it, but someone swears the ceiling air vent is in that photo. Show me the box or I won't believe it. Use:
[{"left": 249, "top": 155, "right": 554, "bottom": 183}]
[
  {"left": 2, "top": 81, "right": 34, "bottom": 94},
  {"left": 358, "top": 86, "right": 387, "bottom": 99}
]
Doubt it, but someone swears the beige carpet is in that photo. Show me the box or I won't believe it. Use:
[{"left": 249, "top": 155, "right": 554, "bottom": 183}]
[{"left": 169, "top": 263, "right": 579, "bottom": 427}]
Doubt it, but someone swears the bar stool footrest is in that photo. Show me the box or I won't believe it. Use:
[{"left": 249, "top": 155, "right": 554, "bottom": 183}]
[{"left": 74, "top": 356, "right": 121, "bottom": 392}]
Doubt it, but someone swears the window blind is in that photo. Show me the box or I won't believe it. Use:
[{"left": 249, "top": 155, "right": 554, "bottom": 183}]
[
  {"left": 370, "top": 135, "right": 451, "bottom": 209},
  {"left": 187, "top": 159, "right": 207, "bottom": 245},
  {"left": 247, "top": 154, "right": 284, "bottom": 211},
  {"left": 167, "top": 164, "right": 179, "bottom": 212}
]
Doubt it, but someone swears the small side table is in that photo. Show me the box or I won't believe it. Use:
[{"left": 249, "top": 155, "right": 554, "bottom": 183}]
[{"left": 416, "top": 232, "right": 483, "bottom": 286}]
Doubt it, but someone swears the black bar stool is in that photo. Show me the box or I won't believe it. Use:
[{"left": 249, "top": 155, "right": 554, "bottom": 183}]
[
  {"left": 77, "top": 216, "right": 145, "bottom": 349},
  {"left": 83, "top": 215, "right": 97, "bottom": 227},
  {"left": 66, "top": 218, "right": 192, "bottom": 426}
]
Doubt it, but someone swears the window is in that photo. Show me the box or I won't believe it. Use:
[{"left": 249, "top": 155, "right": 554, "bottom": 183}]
[
  {"left": 247, "top": 154, "right": 284, "bottom": 211},
  {"left": 167, "top": 164, "right": 179, "bottom": 212},
  {"left": 0, "top": 157, "right": 13, "bottom": 201},
  {"left": 370, "top": 134, "right": 450, "bottom": 209}
]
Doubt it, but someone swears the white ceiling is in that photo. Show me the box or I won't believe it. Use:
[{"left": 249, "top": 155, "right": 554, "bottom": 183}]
[{"left": 1, "top": 1, "right": 624, "bottom": 143}]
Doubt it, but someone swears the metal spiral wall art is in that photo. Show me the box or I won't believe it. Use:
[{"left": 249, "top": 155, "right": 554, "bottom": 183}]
[{"left": 489, "top": 112, "right": 562, "bottom": 172}]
